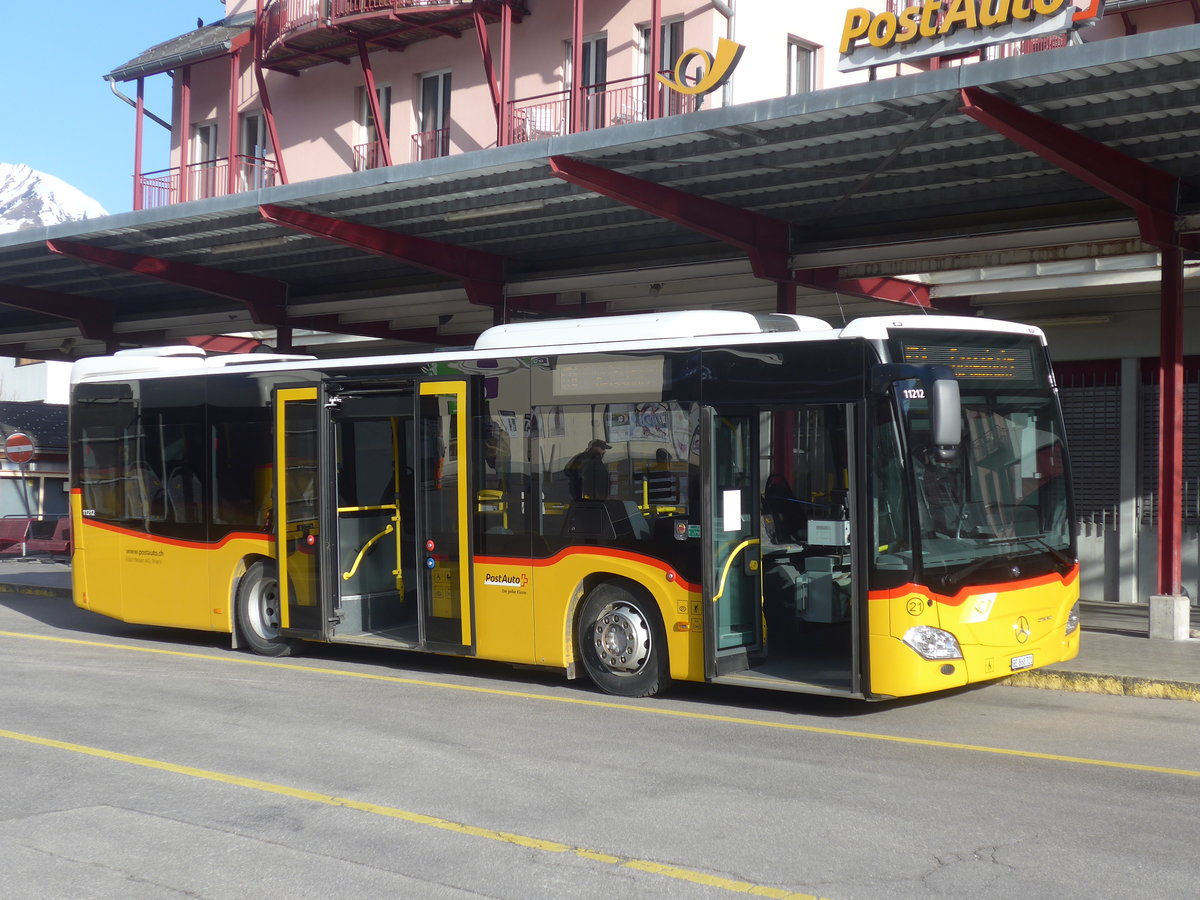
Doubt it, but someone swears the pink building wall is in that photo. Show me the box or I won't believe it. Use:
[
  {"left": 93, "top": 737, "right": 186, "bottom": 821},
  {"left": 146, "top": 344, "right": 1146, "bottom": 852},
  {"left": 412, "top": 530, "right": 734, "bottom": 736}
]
[{"left": 154, "top": 1, "right": 1199, "bottom": 201}]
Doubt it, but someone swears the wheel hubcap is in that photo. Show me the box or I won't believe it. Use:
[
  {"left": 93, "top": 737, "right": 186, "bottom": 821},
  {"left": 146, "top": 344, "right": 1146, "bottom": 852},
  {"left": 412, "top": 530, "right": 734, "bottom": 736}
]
[
  {"left": 591, "top": 602, "right": 651, "bottom": 674},
  {"left": 251, "top": 575, "right": 281, "bottom": 639}
]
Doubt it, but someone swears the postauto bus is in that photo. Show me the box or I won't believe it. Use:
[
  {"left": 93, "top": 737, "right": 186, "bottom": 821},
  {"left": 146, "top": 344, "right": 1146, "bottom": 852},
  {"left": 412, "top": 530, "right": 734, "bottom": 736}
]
[{"left": 69, "top": 310, "right": 1079, "bottom": 699}]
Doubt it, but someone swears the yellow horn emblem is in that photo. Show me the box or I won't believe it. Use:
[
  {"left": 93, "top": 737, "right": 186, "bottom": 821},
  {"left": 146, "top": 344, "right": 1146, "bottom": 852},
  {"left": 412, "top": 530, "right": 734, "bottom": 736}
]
[{"left": 655, "top": 37, "right": 745, "bottom": 97}]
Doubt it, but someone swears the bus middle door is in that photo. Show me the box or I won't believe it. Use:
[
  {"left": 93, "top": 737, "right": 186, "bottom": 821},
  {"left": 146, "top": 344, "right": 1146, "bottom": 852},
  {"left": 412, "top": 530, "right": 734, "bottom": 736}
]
[{"left": 416, "top": 379, "right": 474, "bottom": 652}]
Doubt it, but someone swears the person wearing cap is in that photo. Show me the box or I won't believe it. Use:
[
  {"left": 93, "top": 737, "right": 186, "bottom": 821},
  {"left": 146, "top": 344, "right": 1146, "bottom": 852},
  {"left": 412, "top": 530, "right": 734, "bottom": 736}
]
[{"left": 565, "top": 438, "right": 611, "bottom": 500}]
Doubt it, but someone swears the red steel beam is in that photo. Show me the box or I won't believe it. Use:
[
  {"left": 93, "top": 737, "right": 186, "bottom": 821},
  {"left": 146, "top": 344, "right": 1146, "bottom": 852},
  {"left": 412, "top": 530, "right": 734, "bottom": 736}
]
[
  {"left": 794, "top": 267, "right": 932, "bottom": 308},
  {"left": 358, "top": 40, "right": 393, "bottom": 168},
  {"left": 259, "top": 204, "right": 505, "bottom": 309},
  {"left": 473, "top": 2, "right": 502, "bottom": 121},
  {"left": 959, "top": 86, "right": 1183, "bottom": 249},
  {"left": 1158, "top": 246, "right": 1185, "bottom": 596},
  {"left": 571, "top": 0, "right": 584, "bottom": 134},
  {"left": 45, "top": 240, "right": 287, "bottom": 327},
  {"left": 289, "top": 314, "right": 466, "bottom": 347},
  {"left": 649, "top": 0, "right": 662, "bottom": 120},
  {"left": 0, "top": 284, "right": 116, "bottom": 343},
  {"left": 548, "top": 154, "right": 792, "bottom": 282}
]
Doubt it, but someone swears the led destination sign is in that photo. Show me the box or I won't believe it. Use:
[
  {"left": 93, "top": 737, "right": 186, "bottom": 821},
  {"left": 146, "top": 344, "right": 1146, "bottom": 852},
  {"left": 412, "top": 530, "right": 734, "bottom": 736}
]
[{"left": 839, "top": 0, "right": 1105, "bottom": 72}]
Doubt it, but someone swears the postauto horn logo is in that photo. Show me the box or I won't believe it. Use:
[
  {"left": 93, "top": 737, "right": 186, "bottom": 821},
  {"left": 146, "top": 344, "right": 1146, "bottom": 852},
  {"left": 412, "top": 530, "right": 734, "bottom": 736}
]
[{"left": 656, "top": 37, "right": 745, "bottom": 96}]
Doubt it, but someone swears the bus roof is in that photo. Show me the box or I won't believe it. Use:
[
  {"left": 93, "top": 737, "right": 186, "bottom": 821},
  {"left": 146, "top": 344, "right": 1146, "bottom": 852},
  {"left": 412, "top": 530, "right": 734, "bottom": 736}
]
[{"left": 69, "top": 311, "right": 1046, "bottom": 385}]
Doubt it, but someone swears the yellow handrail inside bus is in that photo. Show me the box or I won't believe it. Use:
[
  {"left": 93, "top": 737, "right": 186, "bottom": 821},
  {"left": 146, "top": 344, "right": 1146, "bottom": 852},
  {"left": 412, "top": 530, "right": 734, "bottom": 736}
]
[
  {"left": 712, "top": 537, "right": 760, "bottom": 603},
  {"left": 342, "top": 523, "right": 396, "bottom": 581}
]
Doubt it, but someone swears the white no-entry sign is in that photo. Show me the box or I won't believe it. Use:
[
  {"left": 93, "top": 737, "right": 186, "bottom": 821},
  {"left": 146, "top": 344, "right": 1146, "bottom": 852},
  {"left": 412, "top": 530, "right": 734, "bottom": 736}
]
[{"left": 5, "top": 432, "right": 35, "bottom": 465}]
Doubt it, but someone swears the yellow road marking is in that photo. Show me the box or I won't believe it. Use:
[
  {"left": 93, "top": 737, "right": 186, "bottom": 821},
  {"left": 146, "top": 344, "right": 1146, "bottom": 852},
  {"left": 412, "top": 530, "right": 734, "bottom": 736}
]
[
  {"left": 4, "top": 629, "right": 1200, "bottom": 780},
  {"left": 0, "top": 726, "right": 820, "bottom": 899}
]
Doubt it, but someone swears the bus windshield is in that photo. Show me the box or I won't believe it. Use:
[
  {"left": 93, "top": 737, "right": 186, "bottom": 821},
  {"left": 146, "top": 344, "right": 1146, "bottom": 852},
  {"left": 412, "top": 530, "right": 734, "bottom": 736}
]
[{"left": 892, "top": 335, "right": 1073, "bottom": 590}]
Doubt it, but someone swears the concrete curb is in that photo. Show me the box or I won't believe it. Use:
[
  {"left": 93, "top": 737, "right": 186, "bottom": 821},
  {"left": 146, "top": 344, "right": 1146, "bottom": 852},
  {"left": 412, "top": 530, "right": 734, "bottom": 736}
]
[{"left": 1006, "top": 670, "right": 1200, "bottom": 702}]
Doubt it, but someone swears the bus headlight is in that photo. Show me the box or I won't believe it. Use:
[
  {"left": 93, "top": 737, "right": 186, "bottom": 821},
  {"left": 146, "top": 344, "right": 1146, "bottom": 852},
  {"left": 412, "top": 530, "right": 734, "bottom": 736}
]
[
  {"left": 1066, "top": 601, "right": 1080, "bottom": 635},
  {"left": 902, "top": 625, "right": 963, "bottom": 660}
]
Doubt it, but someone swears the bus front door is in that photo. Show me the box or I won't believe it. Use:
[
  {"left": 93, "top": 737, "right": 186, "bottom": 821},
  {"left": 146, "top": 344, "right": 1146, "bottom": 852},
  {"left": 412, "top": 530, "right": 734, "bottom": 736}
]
[
  {"left": 275, "top": 387, "right": 325, "bottom": 637},
  {"left": 702, "top": 408, "right": 763, "bottom": 677}
]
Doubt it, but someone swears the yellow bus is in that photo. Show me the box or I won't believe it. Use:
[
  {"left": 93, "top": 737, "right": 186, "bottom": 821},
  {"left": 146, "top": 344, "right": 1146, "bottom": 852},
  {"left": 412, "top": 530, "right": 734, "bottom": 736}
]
[{"left": 69, "top": 310, "right": 1079, "bottom": 699}]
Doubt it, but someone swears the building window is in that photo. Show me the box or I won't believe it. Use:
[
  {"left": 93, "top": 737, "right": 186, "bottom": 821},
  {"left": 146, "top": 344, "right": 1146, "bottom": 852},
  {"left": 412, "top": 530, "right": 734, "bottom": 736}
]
[
  {"left": 238, "top": 112, "right": 274, "bottom": 191},
  {"left": 189, "top": 122, "right": 219, "bottom": 200},
  {"left": 566, "top": 34, "right": 609, "bottom": 131},
  {"left": 640, "top": 17, "right": 684, "bottom": 76},
  {"left": 416, "top": 71, "right": 451, "bottom": 161},
  {"left": 355, "top": 85, "right": 392, "bottom": 171},
  {"left": 787, "top": 38, "right": 818, "bottom": 95}
]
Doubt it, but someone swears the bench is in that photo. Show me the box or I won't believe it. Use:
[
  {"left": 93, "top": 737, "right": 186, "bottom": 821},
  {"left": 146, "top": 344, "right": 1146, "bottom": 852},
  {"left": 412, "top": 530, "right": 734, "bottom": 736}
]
[
  {"left": 0, "top": 517, "right": 32, "bottom": 555},
  {"left": 26, "top": 518, "right": 71, "bottom": 558}
]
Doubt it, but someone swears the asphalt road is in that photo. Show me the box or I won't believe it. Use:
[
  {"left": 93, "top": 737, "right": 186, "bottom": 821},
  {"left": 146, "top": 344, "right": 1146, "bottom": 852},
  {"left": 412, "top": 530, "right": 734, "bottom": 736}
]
[{"left": 2, "top": 590, "right": 1198, "bottom": 900}]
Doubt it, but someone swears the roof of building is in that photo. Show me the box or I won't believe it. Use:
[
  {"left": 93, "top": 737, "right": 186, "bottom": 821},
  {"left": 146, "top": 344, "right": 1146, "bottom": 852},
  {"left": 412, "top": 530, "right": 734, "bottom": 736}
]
[
  {"left": 106, "top": 12, "right": 255, "bottom": 83},
  {"left": 4, "top": 24, "right": 1198, "bottom": 361}
]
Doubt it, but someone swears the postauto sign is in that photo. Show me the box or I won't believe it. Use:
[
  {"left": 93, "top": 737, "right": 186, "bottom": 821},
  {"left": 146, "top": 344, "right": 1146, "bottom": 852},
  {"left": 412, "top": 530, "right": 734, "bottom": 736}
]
[{"left": 838, "top": 0, "right": 1105, "bottom": 71}]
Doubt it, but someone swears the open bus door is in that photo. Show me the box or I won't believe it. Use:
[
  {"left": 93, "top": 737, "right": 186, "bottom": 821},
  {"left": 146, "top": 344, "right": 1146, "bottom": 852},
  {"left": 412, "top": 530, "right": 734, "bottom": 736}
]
[
  {"left": 703, "top": 403, "right": 863, "bottom": 696},
  {"left": 702, "top": 407, "right": 764, "bottom": 678},
  {"left": 274, "top": 380, "right": 473, "bottom": 653},
  {"left": 275, "top": 387, "right": 326, "bottom": 638}
]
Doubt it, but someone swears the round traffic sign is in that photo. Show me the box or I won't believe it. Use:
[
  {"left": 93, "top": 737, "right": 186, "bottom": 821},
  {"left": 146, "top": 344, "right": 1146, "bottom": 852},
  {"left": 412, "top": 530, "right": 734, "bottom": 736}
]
[{"left": 4, "top": 432, "right": 35, "bottom": 465}]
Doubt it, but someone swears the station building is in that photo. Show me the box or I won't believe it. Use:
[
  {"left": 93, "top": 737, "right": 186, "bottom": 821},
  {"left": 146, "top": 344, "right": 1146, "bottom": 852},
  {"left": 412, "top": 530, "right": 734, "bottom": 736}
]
[{"left": 0, "top": 0, "right": 1198, "bottom": 608}]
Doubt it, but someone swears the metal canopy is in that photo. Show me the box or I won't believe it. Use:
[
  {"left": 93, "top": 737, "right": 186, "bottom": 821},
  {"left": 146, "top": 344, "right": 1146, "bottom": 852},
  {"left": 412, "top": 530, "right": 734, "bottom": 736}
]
[{"left": 3, "top": 26, "right": 1200, "bottom": 360}]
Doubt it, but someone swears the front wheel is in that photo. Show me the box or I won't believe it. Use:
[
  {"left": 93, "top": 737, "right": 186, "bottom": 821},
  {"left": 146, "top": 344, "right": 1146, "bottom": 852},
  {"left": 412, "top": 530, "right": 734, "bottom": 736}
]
[
  {"left": 236, "top": 561, "right": 299, "bottom": 657},
  {"left": 577, "top": 584, "right": 670, "bottom": 698}
]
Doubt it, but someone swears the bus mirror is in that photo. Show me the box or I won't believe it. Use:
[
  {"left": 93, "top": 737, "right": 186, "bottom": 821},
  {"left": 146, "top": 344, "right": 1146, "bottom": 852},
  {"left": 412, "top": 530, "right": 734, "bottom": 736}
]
[
  {"left": 871, "top": 363, "right": 961, "bottom": 462},
  {"left": 928, "top": 375, "right": 960, "bottom": 462}
]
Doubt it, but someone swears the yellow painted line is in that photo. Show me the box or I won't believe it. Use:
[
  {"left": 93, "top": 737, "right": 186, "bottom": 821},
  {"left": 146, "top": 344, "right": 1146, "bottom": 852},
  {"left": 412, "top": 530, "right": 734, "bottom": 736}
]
[
  {"left": 0, "top": 726, "right": 821, "bottom": 900},
  {"left": 5, "top": 629, "right": 1200, "bottom": 780}
]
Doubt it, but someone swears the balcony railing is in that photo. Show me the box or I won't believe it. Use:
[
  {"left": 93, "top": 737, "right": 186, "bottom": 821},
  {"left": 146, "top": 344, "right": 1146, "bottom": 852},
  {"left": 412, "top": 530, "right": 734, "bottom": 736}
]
[
  {"left": 353, "top": 141, "right": 386, "bottom": 172},
  {"left": 260, "top": 0, "right": 325, "bottom": 53},
  {"left": 508, "top": 73, "right": 699, "bottom": 144},
  {"left": 412, "top": 128, "right": 450, "bottom": 162},
  {"left": 261, "top": 0, "right": 473, "bottom": 56},
  {"left": 136, "top": 156, "right": 279, "bottom": 210}
]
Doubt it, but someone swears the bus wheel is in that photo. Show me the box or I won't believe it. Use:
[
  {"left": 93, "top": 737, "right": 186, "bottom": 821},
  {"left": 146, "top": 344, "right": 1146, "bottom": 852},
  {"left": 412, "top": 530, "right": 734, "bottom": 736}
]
[
  {"left": 236, "top": 561, "right": 297, "bottom": 657},
  {"left": 577, "top": 584, "right": 669, "bottom": 698}
]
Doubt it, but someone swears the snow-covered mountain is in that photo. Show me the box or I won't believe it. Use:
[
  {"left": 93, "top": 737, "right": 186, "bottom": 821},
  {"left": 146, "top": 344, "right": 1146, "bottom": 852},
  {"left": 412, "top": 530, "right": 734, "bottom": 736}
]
[{"left": 0, "top": 163, "right": 107, "bottom": 234}]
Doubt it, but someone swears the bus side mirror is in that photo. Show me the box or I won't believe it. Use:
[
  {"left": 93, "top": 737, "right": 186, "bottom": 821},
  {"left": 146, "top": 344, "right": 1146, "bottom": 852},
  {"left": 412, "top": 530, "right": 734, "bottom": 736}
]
[{"left": 871, "top": 363, "right": 961, "bottom": 463}]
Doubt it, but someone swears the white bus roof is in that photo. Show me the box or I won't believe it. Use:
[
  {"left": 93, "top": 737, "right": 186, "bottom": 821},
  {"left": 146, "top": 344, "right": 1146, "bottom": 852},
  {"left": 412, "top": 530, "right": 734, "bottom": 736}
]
[{"left": 70, "top": 311, "right": 1045, "bottom": 385}]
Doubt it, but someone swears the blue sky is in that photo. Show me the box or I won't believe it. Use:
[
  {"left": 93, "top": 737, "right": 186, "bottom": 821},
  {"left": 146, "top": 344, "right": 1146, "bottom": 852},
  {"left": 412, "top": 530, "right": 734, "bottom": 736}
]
[{"left": 1, "top": 1, "right": 229, "bottom": 215}]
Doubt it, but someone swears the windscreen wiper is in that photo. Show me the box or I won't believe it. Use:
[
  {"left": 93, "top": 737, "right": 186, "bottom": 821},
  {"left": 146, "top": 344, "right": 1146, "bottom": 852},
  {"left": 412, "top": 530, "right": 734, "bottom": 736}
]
[{"left": 937, "top": 552, "right": 1023, "bottom": 589}]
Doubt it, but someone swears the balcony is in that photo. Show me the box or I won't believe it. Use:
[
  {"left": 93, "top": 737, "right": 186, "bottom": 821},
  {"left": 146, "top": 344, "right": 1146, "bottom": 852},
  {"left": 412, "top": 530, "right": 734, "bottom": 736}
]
[
  {"left": 136, "top": 157, "right": 279, "bottom": 210},
  {"left": 509, "top": 73, "right": 700, "bottom": 144},
  {"left": 259, "top": 0, "right": 523, "bottom": 74},
  {"left": 411, "top": 128, "right": 450, "bottom": 162}
]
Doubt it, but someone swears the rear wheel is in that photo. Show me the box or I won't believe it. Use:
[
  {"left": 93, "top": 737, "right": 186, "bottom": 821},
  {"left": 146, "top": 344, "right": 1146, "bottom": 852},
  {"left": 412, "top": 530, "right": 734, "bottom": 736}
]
[
  {"left": 236, "top": 561, "right": 299, "bottom": 657},
  {"left": 577, "top": 583, "right": 670, "bottom": 697}
]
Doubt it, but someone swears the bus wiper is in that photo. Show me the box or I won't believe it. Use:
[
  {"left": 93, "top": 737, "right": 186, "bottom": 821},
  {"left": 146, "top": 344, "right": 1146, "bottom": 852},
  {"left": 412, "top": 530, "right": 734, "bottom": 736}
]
[
  {"left": 938, "top": 552, "right": 1022, "bottom": 589},
  {"left": 939, "top": 537, "right": 1072, "bottom": 589},
  {"left": 1011, "top": 535, "right": 1074, "bottom": 570}
]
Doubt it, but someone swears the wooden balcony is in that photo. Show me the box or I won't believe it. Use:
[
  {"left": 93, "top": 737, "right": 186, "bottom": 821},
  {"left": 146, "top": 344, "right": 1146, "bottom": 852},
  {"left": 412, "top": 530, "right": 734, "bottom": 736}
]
[
  {"left": 136, "top": 157, "right": 278, "bottom": 209},
  {"left": 259, "top": 0, "right": 526, "bottom": 74}
]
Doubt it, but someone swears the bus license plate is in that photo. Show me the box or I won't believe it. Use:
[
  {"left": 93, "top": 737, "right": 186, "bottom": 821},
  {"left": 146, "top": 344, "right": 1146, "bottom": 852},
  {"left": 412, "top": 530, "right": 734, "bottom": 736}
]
[{"left": 1010, "top": 653, "right": 1034, "bottom": 671}]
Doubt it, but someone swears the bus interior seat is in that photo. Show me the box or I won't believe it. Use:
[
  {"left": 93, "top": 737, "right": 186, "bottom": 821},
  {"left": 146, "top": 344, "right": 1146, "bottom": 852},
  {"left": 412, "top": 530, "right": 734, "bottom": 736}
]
[{"left": 562, "top": 500, "right": 651, "bottom": 541}]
